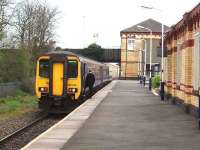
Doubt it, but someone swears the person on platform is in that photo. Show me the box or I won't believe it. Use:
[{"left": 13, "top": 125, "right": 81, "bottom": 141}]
[{"left": 85, "top": 70, "right": 95, "bottom": 96}]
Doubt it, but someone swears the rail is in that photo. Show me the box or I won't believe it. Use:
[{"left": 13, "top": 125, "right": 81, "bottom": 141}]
[{"left": 0, "top": 113, "right": 48, "bottom": 144}]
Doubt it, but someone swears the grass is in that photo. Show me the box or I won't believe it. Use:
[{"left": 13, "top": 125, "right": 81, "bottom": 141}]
[{"left": 0, "top": 90, "right": 38, "bottom": 121}]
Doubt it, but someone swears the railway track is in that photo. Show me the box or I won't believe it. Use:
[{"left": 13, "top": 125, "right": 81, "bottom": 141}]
[
  {"left": 0, "top": 113, "right": 48, "bottom": 145},
  {"left": 0, "top": 82, "right": 110, "bottom": 149},
  {"left": 0, "top": 113, "right": 66, "bottom": 150}
]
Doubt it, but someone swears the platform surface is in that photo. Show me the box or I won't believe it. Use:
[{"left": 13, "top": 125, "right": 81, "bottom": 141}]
[{"left": 62, "top": 80, "right": 200, "bottom": 150}]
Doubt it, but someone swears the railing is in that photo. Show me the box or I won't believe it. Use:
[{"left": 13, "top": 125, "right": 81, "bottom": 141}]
[{"left": 0, "top": 82, "right": 21, "bottom": 97}]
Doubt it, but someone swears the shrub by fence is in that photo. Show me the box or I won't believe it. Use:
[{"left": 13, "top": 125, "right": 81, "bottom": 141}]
[
  {"left": 0, "top": 49, "right": 34, "bottom": 93},
  {"left": 152, "top": 75, "right": 161, "bottom": 89}
]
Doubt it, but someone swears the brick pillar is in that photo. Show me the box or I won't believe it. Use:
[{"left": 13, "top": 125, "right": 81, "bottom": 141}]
[
  {"left": 183, "top": 25, "right": 193, "bottom": 113},
  {"left": 171, "top": 37, "right": 177, "bottom": 98},
  {"left": 166, "top": 41, "right": 172, "bottom": 97}
]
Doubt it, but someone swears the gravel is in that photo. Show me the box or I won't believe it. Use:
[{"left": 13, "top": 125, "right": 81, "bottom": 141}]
[
  {"left": 0, "top": 115, "right": 63, "bottom": 150},
  {"left": 0, "top": 110, "right": 44, "bottom": 140},
  {"left": 0, "top": 106, "right": 77, "bottom": 150}
]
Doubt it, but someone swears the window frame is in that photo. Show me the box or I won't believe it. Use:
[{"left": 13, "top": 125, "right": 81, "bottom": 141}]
[
  {"left": 193, "top": 32, "right": 200, "bottom": 90},
  {"left": 67, "top": 60, "right": 78, "bottom": 78},
  {"left": 127, "top": 38, "right": 136, "bottom": 51},
  {"left": 176, "top": 42, "right": 182, "bottom": 85},
  {"left": 39, "top": 59, "right": 49, "bottom": 78}
]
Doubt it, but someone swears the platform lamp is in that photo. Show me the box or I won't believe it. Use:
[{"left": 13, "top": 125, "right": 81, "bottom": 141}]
[
  {"left": 137, "top": 25, "right": 153, "bottom": 91},
  {"left": 143, "top": 39, "right": 147, "bottom": 86},
  {"left": 137, "top": 37, "right": 147, "bottom": 86},
  {"left": 141, "top": 5, "right": 165, "bottom": 99}
]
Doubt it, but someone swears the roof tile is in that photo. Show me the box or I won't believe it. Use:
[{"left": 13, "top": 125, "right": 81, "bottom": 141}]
[{"left": 121, "top": 18, "right": 169, "bottom": 33}]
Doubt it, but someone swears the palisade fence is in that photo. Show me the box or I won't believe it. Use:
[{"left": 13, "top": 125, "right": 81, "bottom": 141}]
[{"left": 0, "top": 82, "right": 21, "bottom": 97}]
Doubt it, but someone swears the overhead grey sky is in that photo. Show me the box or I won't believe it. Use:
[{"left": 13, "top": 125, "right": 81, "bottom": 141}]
[{"left": 47, "top": 0, "right": 199, "bottom": 48}]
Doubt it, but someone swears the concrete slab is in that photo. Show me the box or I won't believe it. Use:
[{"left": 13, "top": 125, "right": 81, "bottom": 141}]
[
  {"left": 57, "top": 120, "right": 83, "bottom": 129},
  {"left": 42, "top": 128, "right": 77, "bottom": 139},
  {"left": 26, "top": 138, "right": 66, "bottom": 150},
  {"left": 62, "top": 80, "right": 200, "bottom": 150}
]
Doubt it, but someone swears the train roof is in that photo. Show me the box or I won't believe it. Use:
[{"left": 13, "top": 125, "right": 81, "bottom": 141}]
[
  {"left": 47, "top": 50, "right": 76, "bottom": 56},
  {"left": 43, "top": 50, "right": 105, "bottom": 66}
]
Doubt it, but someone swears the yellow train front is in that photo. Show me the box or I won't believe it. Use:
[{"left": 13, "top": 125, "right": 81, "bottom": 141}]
[{"left": 35, "top": 51, "right": 110, "bottom": 113}]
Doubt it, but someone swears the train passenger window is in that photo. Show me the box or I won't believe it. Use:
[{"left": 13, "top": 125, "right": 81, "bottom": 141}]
[
  {"left": 39, "top": 59, "right": 49, "bottom": 78},
  {"left": 68, "top": 60, "right": 78, "bottom": 78}
]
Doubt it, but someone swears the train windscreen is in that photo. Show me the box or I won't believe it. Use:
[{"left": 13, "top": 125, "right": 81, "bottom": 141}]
[
  {"left": 39, "top": 59, "right": 49, "bottom": 78},
  {"left": 68, "top": 60, "right": 78, "bottom": 78}
]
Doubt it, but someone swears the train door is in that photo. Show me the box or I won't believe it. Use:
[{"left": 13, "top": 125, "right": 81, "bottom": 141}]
[
  {"left": 100, "top": 66, "right": 103, "bottom": 83},
  {"left": 49, "top": 55, "right": 68, "bottom": 97},
  {"left": 81, "top": 63, "right": 86, "bottom": 91},
  {"left": 52, "top": 62, "right": 64, "bottom": 96}
]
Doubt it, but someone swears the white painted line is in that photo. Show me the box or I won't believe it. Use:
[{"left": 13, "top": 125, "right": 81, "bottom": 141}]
[
  {"left": 152, "top": 89, "right": 159, "bottom": 96},
  {"left": 21, "top": 81, "right": 117, "bottom": 150}
]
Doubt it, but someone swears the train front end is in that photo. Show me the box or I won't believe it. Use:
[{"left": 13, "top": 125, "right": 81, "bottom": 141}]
[{"left": 35, "top": 52, "right": 82, "bottom": 113}]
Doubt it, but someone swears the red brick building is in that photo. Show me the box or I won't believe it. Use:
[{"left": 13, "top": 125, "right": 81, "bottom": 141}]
[{"left": 164, "top": 3, "right": 200, "bottom": 116}]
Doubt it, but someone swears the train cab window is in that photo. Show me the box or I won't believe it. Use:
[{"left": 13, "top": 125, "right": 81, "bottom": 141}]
[
  {"left": 68, "top": 60, "right": 78, "bottom": 78},
  {"left": 39, "top": 59, "right": 49, "bottom": 78}
]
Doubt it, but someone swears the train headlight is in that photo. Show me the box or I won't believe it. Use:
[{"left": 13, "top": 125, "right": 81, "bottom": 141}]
[
  {"left": 39, "top": 87, "right": 48, "bottom": 93},
  {"left": 68, "top": 88, "right": 77, "bottom": 93}
]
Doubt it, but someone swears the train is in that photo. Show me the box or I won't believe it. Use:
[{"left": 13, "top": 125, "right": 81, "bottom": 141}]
[
  {"left": 35, "top": 50, "right": 114, "bottom": 113},
  {"left": 105, "top": 63, "right": 119, "bottom": 80}
]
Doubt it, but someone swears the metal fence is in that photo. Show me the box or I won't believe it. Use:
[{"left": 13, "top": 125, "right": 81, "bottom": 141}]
[{"left": 0, "top": 82, "right": 21, "bottom": 97}]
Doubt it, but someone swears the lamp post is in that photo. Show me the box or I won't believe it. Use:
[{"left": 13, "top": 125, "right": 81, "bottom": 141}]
[
  {"left": 143, "top": 39, "right": 147, "bottom": 86},
  {"left": 137, "top": 25, "right": 152, "bottom": 90},
  {"left": 139, "top": 47, "right": 143, "bottom": 84},
  {"left": 161, "top": 24, "right": 165, "bottom": 100},
  {"left": 141, "top": 5, "right": 165, "bottom": 100},
  {"left": 138, "top": 38, "right": 147, "bottom": 86}
]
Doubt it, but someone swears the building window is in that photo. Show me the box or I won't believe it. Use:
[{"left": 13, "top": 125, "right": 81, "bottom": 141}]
[
  {"left": 176, "top": 43, "right": 182, "bottom": 85},
  {"left": 154, "top": 65, "right": 159, "bottom": 72},
  {"left": 127, "top": 38, "right": 136, "bottom": 50},
  {"left": 193, "top": 32, "right": 200, "bottom": 90}
]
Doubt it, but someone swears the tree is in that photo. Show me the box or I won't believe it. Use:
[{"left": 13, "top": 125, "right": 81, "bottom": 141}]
[
  {"left": 4, "top": 0, "right": 60, "bottom": 92},
  {"left": 13, "top": 0, "right": 59, "bottom": 52},
  {"left": 34, "top": 4, "right": 59, "bottom": 48},
  {"left": 0, "top": 0, "right": 11, "bottom": 32},
  {"left": 80, "top": 43, "right": 104, "bottom": 61},
  {"left": 87, "top": 43, "right": 102, "bottom": 49},
  {"left": 0, "top": 0, "right": 14, "bottom": 45}
]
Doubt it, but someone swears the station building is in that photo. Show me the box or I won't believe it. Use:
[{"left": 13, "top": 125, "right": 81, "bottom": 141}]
[
  {"left": 120, "top": 19, "right": 169, "bottom": 79},
  {"left": 164, "top": 3, "right": 200, "bottom": 116}
]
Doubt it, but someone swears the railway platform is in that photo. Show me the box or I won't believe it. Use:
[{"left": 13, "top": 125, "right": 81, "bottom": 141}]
[{"left": 23, "top": 80, "right": 200, "bottom": 150}]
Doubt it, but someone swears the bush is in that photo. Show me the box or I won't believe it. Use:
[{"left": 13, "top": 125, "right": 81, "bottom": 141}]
[
  {"left": 80, "top": 43, "right": 104, "bottom": 61},
  {"left": 152, "top": 75, "right": 160, "bottom": 88},
  {"left": 0, "top": 49, "right": 34, "bottom": 93},
  {"left": 0, "top": 89, "right": 37, "bottom": 117}
]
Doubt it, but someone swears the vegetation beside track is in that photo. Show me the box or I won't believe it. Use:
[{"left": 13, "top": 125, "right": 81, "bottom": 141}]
[{"left": 0, "top": 90, "right": 37, "bottom": 121}]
